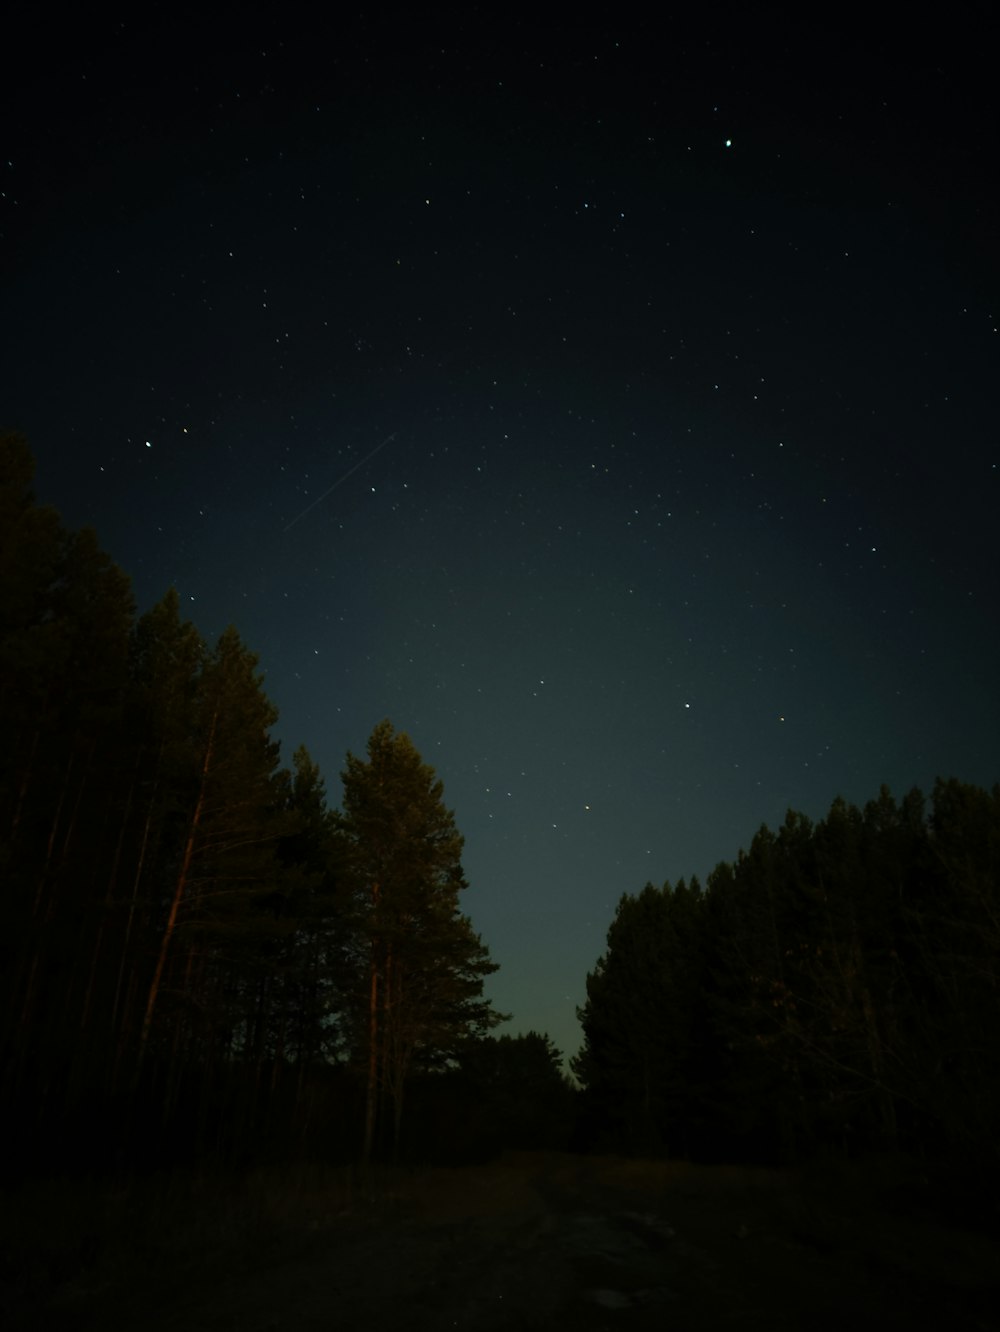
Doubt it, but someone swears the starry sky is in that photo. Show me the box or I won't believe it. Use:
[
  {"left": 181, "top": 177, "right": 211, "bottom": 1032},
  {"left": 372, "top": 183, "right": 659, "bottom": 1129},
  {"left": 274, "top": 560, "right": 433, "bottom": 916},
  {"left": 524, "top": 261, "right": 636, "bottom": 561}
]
[{"left": 3, "top": 12, "right": 997, "bottom": 1066}]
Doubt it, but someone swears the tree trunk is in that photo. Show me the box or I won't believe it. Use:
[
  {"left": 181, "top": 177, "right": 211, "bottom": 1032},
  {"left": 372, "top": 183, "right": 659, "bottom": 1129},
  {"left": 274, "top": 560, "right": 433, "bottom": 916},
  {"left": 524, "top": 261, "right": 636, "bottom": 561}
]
[
  {"left": 109, "top": 783, "right": 157, "bottom": 1088},
  {"left": 362, "top": 948, "right": 379, "bottom": 1163},
  {"left": 138, "top": 712, "right": 216, "bottom": 1061}
]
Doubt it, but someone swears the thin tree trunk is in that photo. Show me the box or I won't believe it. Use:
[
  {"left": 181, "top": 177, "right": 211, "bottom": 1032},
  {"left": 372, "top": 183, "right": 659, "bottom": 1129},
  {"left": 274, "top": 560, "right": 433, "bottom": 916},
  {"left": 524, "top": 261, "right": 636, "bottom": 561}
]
[
  {"left": 138, "top": 713, "right": 216, "bottom": 1061},
  {"left": 8, "top": 725, "right": 41, "bottom": 843},
  {"left": 362, "top": 876, "right": 384, "bottom": 1163},
  {"left": 363, "top": 943, "right": 379, "bottom": 1163},
  {"left": 80, "top": 768, "right": 134, "bottom": 1036},
  {"left": 110, "top": 781, "right": 158, "bottom": 1084},
  {"left": 32, "top": 751, "right": 74, "bottom": 917},
  {"left": 392, "top": 1070, "right": 405, "bottom": 1163}
]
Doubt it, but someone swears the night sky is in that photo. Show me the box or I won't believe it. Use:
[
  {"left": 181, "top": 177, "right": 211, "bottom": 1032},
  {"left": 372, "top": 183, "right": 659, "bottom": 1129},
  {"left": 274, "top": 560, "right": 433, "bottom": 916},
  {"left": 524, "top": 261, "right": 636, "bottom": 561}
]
[{"left": 3, "top": 13, "right": 997, "bottom": 1065}]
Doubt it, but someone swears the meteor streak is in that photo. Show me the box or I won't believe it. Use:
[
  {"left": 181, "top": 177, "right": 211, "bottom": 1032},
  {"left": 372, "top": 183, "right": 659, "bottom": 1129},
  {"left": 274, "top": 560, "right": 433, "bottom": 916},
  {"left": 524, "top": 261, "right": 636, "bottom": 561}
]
[{"left": 283, "top": 433, "right": 397, "bottom": 532}]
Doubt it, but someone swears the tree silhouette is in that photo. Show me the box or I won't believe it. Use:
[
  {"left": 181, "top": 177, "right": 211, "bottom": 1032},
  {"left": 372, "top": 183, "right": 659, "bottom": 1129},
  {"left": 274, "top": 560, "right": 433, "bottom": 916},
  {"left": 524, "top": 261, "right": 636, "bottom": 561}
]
[
  {"left": 574, "top": 878, "right": 708, "bottom": 1155},
  {"left": 337, "top": 720, "right": 505, "bottom": 1160}
]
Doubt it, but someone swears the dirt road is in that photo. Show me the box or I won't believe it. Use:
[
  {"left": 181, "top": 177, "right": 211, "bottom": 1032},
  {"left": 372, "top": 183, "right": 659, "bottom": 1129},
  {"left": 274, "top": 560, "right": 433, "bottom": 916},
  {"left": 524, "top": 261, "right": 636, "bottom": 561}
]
[{"left": 25, "top": 1152, "right": 1000, "bottom": 1330}]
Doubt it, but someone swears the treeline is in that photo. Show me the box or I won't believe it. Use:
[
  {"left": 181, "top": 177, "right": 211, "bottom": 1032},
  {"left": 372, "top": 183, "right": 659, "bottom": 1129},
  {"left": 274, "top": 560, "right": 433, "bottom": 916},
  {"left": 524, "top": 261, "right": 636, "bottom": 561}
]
[
  {"left": 574, "top": 781, "right": 1000, "bottom": 1171},
  {"left": 0, "top": 434, "right": 571, "bottom": 1176},
  {"left": 5, "top": 432, "right": 997, "bottom": 1182}
]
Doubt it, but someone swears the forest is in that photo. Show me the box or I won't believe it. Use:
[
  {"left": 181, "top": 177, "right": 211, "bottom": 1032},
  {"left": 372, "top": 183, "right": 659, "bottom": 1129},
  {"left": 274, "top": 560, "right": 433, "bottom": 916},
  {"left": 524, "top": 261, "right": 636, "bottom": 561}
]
[
  {"left": 574, "top": 782, "right": 1000, "bottom": 1176},
  {"left": 2, "top": 430, "right": 998, "bottom": 1187}
]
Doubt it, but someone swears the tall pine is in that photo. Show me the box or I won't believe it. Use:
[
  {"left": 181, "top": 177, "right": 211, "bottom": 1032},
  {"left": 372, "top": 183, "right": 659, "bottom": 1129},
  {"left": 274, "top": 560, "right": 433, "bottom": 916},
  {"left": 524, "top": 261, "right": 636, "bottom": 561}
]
[{"left": 337, "top": 720, "right": 504, "bottom": 1160}]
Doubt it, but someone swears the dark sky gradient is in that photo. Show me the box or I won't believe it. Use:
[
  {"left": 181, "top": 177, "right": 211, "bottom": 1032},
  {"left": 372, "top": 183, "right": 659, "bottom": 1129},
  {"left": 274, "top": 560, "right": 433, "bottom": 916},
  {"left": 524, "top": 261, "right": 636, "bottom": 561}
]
[{"left": 4, "top": 13, "right": 997, "bottom": 1063}]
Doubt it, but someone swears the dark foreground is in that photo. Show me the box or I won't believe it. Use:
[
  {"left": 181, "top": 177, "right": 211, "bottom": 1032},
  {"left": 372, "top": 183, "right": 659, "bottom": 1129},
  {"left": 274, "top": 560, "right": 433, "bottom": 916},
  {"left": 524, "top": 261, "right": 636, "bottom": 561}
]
[{"left": 5, "top": 1152, "right": 999, "bottom": 1330}]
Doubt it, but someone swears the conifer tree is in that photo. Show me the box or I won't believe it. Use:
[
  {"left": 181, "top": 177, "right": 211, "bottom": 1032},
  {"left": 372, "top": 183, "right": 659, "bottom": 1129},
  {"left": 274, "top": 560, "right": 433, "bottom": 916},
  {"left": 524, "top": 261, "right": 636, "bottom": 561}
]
[
  {"left": 337, "top": 720, "right": 504, "bottom": 1160},
  {"left": 573, "top": 879, "right": 707, "bottom": 1155},
  {"left": 0, "top": 434, "right": 135, "bottom": 1131},
  {"left": 139, "top": 625, "right": 284, "bottom": 1070}
]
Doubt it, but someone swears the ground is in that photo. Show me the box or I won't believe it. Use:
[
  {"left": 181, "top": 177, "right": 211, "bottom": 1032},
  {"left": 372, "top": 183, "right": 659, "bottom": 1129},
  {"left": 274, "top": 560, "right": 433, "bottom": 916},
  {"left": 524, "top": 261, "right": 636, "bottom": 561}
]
[{"left": 6, "top": 1152, "right": 999, "bottom": 1330}]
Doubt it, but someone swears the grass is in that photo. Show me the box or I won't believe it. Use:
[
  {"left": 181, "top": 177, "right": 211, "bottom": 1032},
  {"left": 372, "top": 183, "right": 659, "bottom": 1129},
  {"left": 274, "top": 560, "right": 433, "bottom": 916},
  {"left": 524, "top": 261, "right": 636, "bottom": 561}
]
[
  {"left": 0, "top": 1159, "right": 408, "bottom": 1327},
  {"left": 3, "top": 1151, "right": 997, "bottom": 1329}
]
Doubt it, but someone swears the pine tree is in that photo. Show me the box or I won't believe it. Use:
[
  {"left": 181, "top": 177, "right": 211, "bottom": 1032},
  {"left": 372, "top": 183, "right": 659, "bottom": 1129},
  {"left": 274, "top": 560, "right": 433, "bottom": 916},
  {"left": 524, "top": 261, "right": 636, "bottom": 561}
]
[
  {"left": 0, "top": 434, "right": 135, "bottom": 1140},
  {"left": 269, "top": 745, "right": 348, "bottom": 1068},
  {"left": 918, "top": 779, "right": 1000, "bottom": 1160},
  {"left": 337, "top": 720, "right": 504, "bottom": 1160},
  {"left": 104, "top": 589, "right": 206, "bottom": 1088},
  {"left": 460, "top": 1032, "right": 576, "bottom": 1150},
  {"left": 138, "top": 626, "right": 284, "bottom": 1070},
  {"left": 573, "top": 879, "right": 706, "bottom": 1156}
]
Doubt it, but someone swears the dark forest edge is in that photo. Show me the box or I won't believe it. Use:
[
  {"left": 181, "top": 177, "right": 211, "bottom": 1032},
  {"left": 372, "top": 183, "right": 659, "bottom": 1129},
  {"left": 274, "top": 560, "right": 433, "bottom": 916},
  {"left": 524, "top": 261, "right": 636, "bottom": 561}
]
[{"left": 2, "top": 433, "right": 998, "bottom": 1208}]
